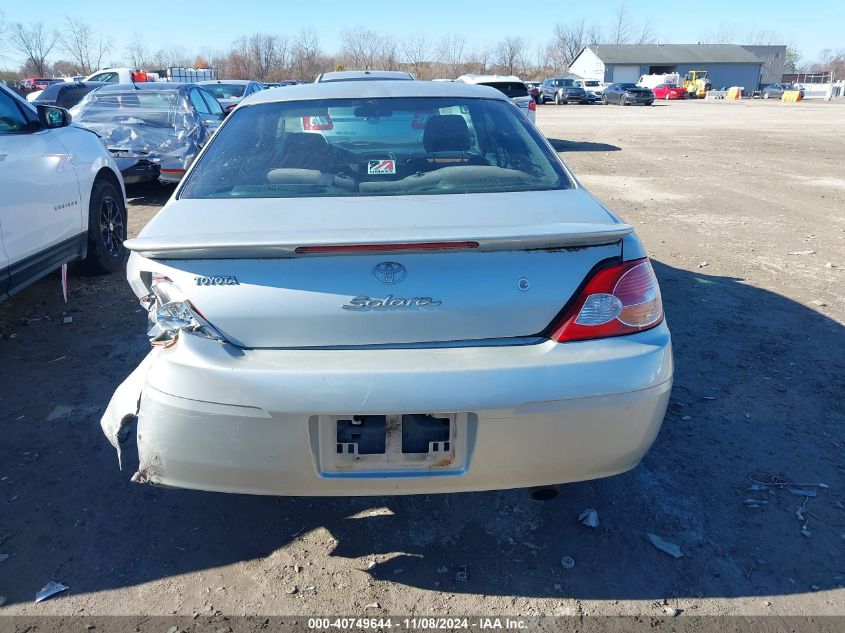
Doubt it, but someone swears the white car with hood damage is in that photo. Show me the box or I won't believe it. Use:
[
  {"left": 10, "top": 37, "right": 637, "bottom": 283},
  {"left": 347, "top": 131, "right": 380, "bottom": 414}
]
[{"left": 102, "top": 80, "right": 672, "bottom": 496}]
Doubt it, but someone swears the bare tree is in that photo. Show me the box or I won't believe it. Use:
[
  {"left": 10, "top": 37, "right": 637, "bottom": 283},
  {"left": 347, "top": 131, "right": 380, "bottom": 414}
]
[
  {"left": 226, "top": 37, "right": 252, "bottom": 78},
  {"left": 167, "top": 45, "right": 192, "bottom": 68},
  {"left": 146, "top": 46, "right": 191, "bottom": 71},
  {"left": 465, "top": 47, "right": 492, "bottom": 75},
  {"left": 0, "top": 11, "right": 7, "bottom": 51},
  {"left": 810, "top": 48, "right": 844, "bottom": 78},
  {"left": 58, "top": 17, "right": 111, "bottom": 75},
  {"left": 494, "top": 36, "right": 527, "bottom": 76},
  {"left": 10, "top": 21, "right": 58, "bottom": 76},
  {"left": 636, "top": 19, "right": 655, "bottom": 45},
  {"left": 698, "top": 26, "right": 732, "bottom": 44},
  {"left": 611, "top": 3, "right": 634, "bottom": 44},
  {"left": 52, "top": 59, "right": 80, "bottom": 76},
  {"left": 402, "top": 33, "right": 431, "bottom": 78},
  {"left": 745, "top": 28, "right": 785, "bottom": 46},
  {"left": 248, "top": 33, "right": 286, "bottom": 80},
  {"left": 291, "top": 28, "right": 322, "bottom": 80},
  {"left": 534, "top": 43, "right": 551, "bottom": 78},
  {"left": 437, "top": 33, "right": 466, "bottom": 78},
  {"left": 340, "top": 27, "right": 379, "bottom": 69},
  {"left": 548, "top": 19, "right": 587, "bottom": 70},
  {"left": 125, "top": 31, "right": 148, "bottom": 68},
  {"left": 379, "top": 34, "right": 399, "bottom": 70},
  {"left": 585, "top": 24, "right": 603, "bottom": 46}
]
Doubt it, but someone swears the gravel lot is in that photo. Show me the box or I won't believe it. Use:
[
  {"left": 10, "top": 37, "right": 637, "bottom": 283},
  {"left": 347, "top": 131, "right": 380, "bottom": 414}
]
[{"left": 0, "top": 99, "right": 843, "bottom": 621}]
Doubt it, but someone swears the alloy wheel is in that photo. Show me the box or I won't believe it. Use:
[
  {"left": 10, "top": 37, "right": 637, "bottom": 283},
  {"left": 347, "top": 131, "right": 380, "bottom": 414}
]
[{"left": 99, "top": 196, "right": 124, "bottom": 258}]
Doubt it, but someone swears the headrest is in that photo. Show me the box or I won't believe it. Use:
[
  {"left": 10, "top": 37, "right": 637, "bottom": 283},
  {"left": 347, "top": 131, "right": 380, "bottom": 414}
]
[{"left": 423, "top": 114, "right": 471, "bottom": 153}]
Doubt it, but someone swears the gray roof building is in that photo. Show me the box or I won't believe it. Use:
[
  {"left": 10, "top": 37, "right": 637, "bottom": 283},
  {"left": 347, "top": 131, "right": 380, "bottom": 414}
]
[{"left": 569, "top": 43, "right": 769, "bottom": 90}]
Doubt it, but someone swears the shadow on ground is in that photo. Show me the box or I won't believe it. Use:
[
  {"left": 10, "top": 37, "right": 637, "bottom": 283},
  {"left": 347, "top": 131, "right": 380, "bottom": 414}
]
[
  {"left": 546, "top": 138, "right": 621, "bottom": 152},
  {"left": 0, "top": 260, "right": 842, "bottom": 605},
  {"left": 126, "top": 181, "right": 176, "bottom": 207}
]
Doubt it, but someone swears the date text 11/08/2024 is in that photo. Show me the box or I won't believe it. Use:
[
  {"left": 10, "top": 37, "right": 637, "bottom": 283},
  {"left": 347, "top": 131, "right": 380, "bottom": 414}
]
[{"left": 307, "top": 618, "right": 528, "bottom": 630}]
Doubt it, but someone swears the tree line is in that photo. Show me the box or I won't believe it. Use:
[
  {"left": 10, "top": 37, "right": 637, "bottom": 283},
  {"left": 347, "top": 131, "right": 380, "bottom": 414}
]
[{"left": 0, "top": 7, "right": 824, "bottom": 84}]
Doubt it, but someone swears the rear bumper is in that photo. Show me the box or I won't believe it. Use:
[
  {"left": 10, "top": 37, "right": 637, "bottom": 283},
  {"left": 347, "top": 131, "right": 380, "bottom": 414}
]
[
  {"left": 104, "top": 324, "right": 673, "bottom": 496},
  {"left": 115, "top": 158, "right": 159, "bottom": 184}
]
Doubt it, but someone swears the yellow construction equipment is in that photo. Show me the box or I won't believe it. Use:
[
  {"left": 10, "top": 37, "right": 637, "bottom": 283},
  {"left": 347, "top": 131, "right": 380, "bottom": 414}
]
[{"left": 683, "top": 70, "right": 712, "bottom": 98}]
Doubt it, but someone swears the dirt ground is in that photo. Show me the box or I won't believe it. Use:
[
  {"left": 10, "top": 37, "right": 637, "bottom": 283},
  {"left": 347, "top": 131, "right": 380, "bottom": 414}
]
[{"left": 0, "top": 99, "right": 843, "bottom": 621}]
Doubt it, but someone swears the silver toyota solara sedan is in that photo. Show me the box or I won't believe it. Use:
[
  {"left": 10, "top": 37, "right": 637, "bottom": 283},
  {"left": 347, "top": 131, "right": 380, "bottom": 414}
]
[{"left": 102, "top": 80, "right": 673, "bottom": 496}]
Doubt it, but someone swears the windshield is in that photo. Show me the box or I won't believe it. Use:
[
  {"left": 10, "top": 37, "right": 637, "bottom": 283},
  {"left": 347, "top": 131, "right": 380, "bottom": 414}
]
[
  {"left": 180, "top": 97, "right": 570, "bottom": 199},
  {"left": 479, "top": 82, "right": 529, "bottom": 98},
  {"left": 584, "top": 81, "right": 600, "bottom": 87},
  {"left": 203, "top": 84, "right": 247, "bottom": 99},
  {"left": 620, "top": 83, "right": 639, "bottom": 90}
]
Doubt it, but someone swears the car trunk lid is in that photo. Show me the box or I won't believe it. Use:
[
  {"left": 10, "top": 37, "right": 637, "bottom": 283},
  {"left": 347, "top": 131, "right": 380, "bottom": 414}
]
[{"left": 127, "top": 190, "right": 630, "bottom": 348}]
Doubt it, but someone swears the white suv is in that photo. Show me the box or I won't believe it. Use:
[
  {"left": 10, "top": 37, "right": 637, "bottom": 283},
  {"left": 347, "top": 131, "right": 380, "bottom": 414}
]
[
  {"left": 455, "top": 74, "right": 536, "bottom": 123},
  {"left": 0, "top": 84, "right": 127, "bottom": 300}
]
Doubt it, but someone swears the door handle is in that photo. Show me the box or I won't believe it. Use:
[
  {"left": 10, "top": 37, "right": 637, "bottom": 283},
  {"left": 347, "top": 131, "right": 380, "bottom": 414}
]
[{"left": 0, "top": 151, "right": 8, "bottom": 161}]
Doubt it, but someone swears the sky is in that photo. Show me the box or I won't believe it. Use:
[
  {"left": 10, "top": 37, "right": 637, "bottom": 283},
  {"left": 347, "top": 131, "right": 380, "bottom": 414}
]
[{"left": 1, "top": 0, "right": 842, "bottom": 69}]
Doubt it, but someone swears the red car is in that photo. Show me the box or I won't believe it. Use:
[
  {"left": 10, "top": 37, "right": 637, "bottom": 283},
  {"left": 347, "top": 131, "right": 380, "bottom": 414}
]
[
  {"left": 652, "top": 83, "right": 687, "bottom": 100},
  {"left": 21, "top": 77, "right": 63, "bottom": 91}
]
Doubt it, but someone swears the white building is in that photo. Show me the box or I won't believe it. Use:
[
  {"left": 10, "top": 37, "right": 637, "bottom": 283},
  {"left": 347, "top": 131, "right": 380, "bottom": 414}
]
[{"left": 569, "top": 44, "right": 770, "bottom": 89}]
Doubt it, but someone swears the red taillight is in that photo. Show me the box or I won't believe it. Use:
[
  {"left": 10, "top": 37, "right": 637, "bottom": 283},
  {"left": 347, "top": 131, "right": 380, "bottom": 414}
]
[
  {"left": 295, "top": 241, "right": 479, "bottom": 254},
  {"left": 160, "top": 168, "right": 186, "bottom": 175},
  {"left": 549, "top": 258, "right": 663, "bottom": 342},
  {"left": 302, "top": 115, "right": 334, "bottom": 131},
  {"left": 225, "top": 104, "right": 236, "bottom": 111},
  {"left": 528, "top": 100, "right": 537, "bottom": 111}
]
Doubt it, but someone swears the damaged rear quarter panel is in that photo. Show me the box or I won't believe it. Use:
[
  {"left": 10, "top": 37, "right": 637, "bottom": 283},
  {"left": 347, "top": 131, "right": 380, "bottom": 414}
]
[{"left": 100, "top": 349, "right": 160, "bottom": 469}]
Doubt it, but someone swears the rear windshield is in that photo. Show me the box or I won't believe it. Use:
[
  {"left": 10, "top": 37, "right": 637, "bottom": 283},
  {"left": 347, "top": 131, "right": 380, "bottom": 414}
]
[
  {"left": 74, "top": 90, "right": 186, "bottom": 118},
  {"left": 35, "top": 83, "right": 102, "bottom": 109},
  {"left": 620, "top": 83, "right": 639, "bottom": 89},
  {"left": 203, "top": 84, "right": 246, "bottom": 99},
  {"left": 480, "top": 82, "right": 529, "bottom": 98},
  {"left": 180, "top": 97, "right": 570, "bottom": 199}
]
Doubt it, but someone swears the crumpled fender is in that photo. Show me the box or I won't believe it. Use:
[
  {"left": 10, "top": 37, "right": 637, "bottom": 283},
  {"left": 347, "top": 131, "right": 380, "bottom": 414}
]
[{"left": 100, "top": 349, "right": 160, "bottom": 468}]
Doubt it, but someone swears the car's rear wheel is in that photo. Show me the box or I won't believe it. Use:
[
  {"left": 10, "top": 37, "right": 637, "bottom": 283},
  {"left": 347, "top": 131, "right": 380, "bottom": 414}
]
[
  {"left": 622, "top": 96, "right": 628, "bottom": 106},
  {"left": 601, "top": 95, "right": 608, "bottom": 105},
  {"left": 554, "top": 93, "right": 561, "bottom": 105},
  {"left": 763, "top": 92, "right": 770, "bottom": 99},
  {"left": 665, "top": 93, "right": 670, "bottom": 100},
  {"left": 82, "top": 179, "right": 127, "bottom": 274}
]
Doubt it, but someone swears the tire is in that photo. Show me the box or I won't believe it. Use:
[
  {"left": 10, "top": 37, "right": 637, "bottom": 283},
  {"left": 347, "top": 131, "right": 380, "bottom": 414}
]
[
  {"left": 763, "top": 92, "right": 770, "bottom": 100},
  {"left": 665, "top": 93, "right": 670, "bottom": 100},
  {"left": 601, "top": 95, "right": 608, "bottom": 105},
  {"left": 622, "top": 96, "right": 628, "bottom": 106},
  {"left": 82, "top": 178, "right": 127, "bottom": 275},
  {"left": 554, "top": 92, "right": 561, "bottom": 105}
]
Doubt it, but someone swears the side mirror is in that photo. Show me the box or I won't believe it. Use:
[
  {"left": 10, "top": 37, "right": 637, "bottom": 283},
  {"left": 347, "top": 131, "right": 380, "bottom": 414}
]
[{"left": 37, "top": 104, "right": 72, "bottom": 129}]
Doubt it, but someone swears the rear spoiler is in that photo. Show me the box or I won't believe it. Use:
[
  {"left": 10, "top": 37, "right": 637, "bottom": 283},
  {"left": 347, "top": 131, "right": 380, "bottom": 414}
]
[{"left": 124, "top": 223, "right": 633, "bottom": 259}]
